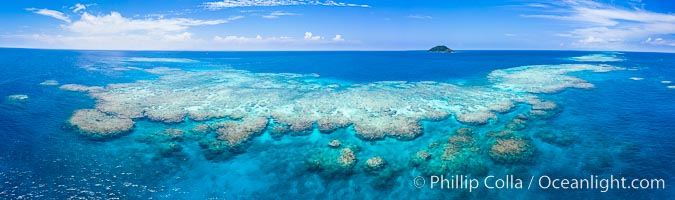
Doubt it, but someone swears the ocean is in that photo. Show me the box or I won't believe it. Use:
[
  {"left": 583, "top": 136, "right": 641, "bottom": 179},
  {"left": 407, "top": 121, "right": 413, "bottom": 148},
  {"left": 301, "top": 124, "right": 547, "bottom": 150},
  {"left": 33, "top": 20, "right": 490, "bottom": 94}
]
[{"left": 0, "top": 48, "right": 673, "bottom": 199}]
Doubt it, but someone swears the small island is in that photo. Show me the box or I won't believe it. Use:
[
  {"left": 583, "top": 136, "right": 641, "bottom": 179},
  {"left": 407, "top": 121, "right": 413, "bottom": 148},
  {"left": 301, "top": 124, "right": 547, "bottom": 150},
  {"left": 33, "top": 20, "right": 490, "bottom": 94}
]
[{"left": 428, "top": 45, "right": 454, "bottom": 53}]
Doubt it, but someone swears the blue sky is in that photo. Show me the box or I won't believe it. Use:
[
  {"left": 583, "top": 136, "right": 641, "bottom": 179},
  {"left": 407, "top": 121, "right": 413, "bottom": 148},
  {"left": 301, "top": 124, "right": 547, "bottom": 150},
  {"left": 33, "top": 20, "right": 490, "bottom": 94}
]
[{"left": 1, "top": 0, "right": 675, "bottom": 51}]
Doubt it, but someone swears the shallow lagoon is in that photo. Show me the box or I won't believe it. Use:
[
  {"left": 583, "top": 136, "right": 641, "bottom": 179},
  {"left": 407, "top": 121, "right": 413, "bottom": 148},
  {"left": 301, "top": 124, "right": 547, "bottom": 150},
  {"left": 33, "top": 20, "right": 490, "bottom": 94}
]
[{"left": 0, "top": 49, "right": 673, "bottom": 199}]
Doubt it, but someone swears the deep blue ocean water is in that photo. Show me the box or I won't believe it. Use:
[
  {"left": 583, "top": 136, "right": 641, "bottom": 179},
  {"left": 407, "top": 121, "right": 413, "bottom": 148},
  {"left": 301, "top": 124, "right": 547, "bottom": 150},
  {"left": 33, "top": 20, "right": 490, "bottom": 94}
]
[{"left": 0, "top": 48, "right": 673, "bottom": 199}]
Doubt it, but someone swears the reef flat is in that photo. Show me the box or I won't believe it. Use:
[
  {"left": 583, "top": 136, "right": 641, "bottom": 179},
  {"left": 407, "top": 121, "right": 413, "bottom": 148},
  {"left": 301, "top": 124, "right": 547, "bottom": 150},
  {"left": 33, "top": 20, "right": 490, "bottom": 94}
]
[
  {"left": 566, "top": 53, "right": 625, "bottom": 62},
  {"left": 61, "top": 64, "right": 620, "bottom": 159}
]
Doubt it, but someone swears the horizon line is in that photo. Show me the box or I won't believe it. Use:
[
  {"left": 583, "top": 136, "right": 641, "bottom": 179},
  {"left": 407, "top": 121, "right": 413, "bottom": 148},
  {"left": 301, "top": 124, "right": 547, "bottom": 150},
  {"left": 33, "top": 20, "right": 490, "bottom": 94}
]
[{"left": 1, "top": 46, "right": 674, "bottom": 54}]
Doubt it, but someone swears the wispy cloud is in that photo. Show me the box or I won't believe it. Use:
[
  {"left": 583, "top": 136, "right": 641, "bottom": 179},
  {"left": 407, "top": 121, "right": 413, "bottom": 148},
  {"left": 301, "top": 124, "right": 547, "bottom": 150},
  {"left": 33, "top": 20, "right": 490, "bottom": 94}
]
[
  {"left": 407, "top": 15, "right": 432, "bottom": 20},
  {"left": 26, "top": 8, "right": 71, "bottom": 23},
  {"left": 227, "top": 15, "right": 245, "bottom": 21},
  {"left": 16, "top": 10, "right": 239, "bottom": 50},
  {"left": 16, "top": 2, "right": 352, "bottom": 50},
  {"left": 523, "top": 3, "right": 551, "bottom": 8},
  {"left": 521, "top": 0, "right": 675, "bottom": 49},
  {"left": 213, "top": 32, "right": 344, "bottom": 44},
  {"left": 72, "top": 3, "right": 86, "bottom": 13},
  {"left": 67, "top": 12, "right": 231, "bottom": 35},
  {"left": 214, "top": 35, "right": 291, "bottom": 43},
  {"left": 207, "top": 32, "right": 351, "bottom": 50},
  {"left": 203, "top": 0, "right": 370, "bottom": 10},
  {"left": 645, "top": 37, "right": 675, "bottom": 47},
  {"left": 262, "top": 11, "right": 299, "bottom": 19}
]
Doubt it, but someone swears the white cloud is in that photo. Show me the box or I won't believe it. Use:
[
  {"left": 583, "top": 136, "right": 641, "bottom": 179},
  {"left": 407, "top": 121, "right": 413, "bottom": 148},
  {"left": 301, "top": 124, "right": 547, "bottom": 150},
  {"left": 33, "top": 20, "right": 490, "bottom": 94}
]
[
  {"left": 407, "top": 15, "right": 432, "bottom": 20},
  {"left": 304, "top": 32, "right": 322, "bottom": 40},
  {"left": 577, "top": 35, "right": 605, "bottom": 44},
  {"left": 8, "top": 33, "right": 205, "bottom": 50},
  {"left": 213, "top": 32, "right": 344, "bottom": 44},
  {"left": 228, "top": 15, "right": 245, "bottom": 21},
  {"left": 214, "top": 35, "right": 249, "bottom": 42},
  {"left": 163, "top": 32, "right": 193, "bottom": 41},
  {"left": 504, "top": 33, "right": 517, "bottom": 37},
  {"left": 26, "top": 8, "right": 71, "bottom": 23},
  {"left": 15, "top": 10, "right": 238, "bottom": 50},
  {"left": 213, "top": 35, "right": 292, "bottom": 43},
  {"left": 72, "top": 3, "right": 86, "bottom": 13},
  {"left": 17, "top": 5, "right": 348, "bottom": 50},
  {"left": 332, "top": 34, "right": 344, "bottom": 41},
  {"left": 645, "top": 37, "right": 675, "bottom": 47},
  {"left": 66, "top": 12, "right": 230, "bottom": 35},
  {"left": 524, "top": 3, "right": 551, "bottom": 8},
  {"left": 203, "top": 0, "right": 370, "bottom": 10},
  {"left": 239, "top": 9, "right": 261, "bottom": 13},
  {"left": 262, "top": 11, "right": 299, "bottom": 19},
  {"left": 10, "top": 31, "right": 349, "bottom": 50},
  {"left": 208, "top": 33, "right": 352, "bottom": 50},
  {"left": 521, "top": 0, "right": 675, "bottom": 49}
]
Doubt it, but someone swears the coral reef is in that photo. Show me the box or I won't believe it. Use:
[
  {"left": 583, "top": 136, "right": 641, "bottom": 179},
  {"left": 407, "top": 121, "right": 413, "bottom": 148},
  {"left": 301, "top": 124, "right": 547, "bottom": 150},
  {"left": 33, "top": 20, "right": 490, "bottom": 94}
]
[
  {"left": 524, "top": 98, "right": 561, "bottom": 119},
  {"left": 138, "top": 128, "right": 186, "bottom": 157},
  {"left": 365, "top": 156, "right": 385, "bottom": 171},
  {"left": 161, "top": 128, "right": 185, "bottom": 138},
  {"left": 317, "top": 117, "right": 350, "bottom": 133},
  {"left": 411, "top": 128, "right": 488, "bottom": 176},
  {"left": 62, "top": 68, "right": 514, "bottom": 139},
  {"left": 328, "top": 139, "right": 341, "bottom": 148},
  {"left": 487, "top": 129, "right": 515, "bottom": 139},
  {"left": 410, "top": 150, "right": 431, "bottom": 166},
  {"left": 488, "top": 64, "right": 621, "bottom": 93},
  {"left": 187, "top": 124, "right": 210, "bottom": 140},
  {"left": 212, "top": 117, "right": 268, "bottom": 147},
  {"left": 488, "top": 138, "right": 535, "bottom": 164},
  {"left": 567, "top": 54, "right": 624, "bottom": 62},
  {"left": 59, "top": 84, "right": 104, "bottom": 92},
  {"left": 6, "top": 94, "right": 28, "bottom": 101},
  {"left": 5, "top": 94, "right": 29, "bottom": 106},
  {"left": 194, "top": 117, "right": 269, "bottom": 159},
  {"left": 60, "top": 64, "right": 618, "bottom": 144},
  {"left": 150, "top": 128, "right": 184, "bottom": 143},
  {"left": 306, "top": 146, "right": 359, "bottom": 175},
  {"left": 353, "top": 117, "right": 423, "bottom": 140},
  {"left": 267, "top": 121, "right": 291, "bottom": 139},
  {"left": 505, "top": 118, "right": 527, "bottom": 131},
  {"left": 39, "top": 80, "right": 59, "bottom": 86},
  {"left": 124, "top": 57, "right": 198, "bottom": 63},
  {"left": 67, "top": 109, "right": 134, "bottom": 139},
  {"left": 198, "top": 140, "right": 234, "bottom": 160},
  {"left": 337, "top": 148, "right": 357, "bottom": 168},
  {"left": 442, "top": 128, "right": 477, "bottom": 161}
]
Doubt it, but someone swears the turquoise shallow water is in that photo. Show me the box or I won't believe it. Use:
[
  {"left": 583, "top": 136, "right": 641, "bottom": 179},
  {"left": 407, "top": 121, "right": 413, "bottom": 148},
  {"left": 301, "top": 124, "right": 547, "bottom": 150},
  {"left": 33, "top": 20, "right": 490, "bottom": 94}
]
[{"left": 0, "top": 48, "right": 673, "bottom": 199}]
